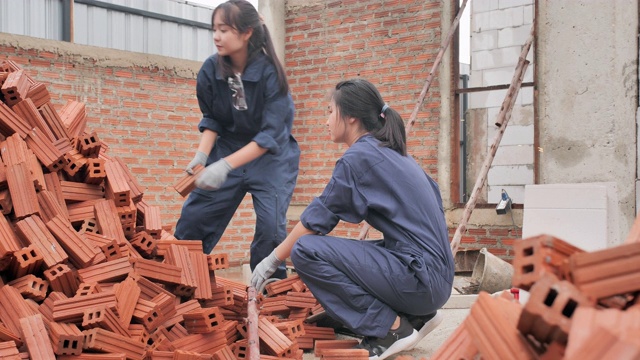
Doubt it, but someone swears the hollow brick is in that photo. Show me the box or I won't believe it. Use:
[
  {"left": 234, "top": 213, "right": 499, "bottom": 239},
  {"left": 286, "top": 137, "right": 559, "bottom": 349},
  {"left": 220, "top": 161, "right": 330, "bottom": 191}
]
[
  {"left": 156, "top": 239, "right": 203, "bottom": 257},
  {"left": 59, "top": 100, "right": 87, "bottom": 138},
  {"left": 37, "top": 190, "right": 68, "bottom": 223},
  {"left": 1, "top": 69, "right": 30, "bottom": 107},
  {"left": 46, "top": 214, "right": 101, "bottom": 268},
  {"left": 173, "top": 164, "right": 205, "bottom": 197},
  {"left": 82, "top": 306, "right": 130, "bottom": 337},
  {"left": 569, "top": 242, "right": 640, "bottom": 300},
  {"left": 0, "top": 324, "right": 23, "bottom": 348},
  {"left": 76, "top": 131, "right": 102, "bottom": 159},
  {"left": 512, "top": 234, "right": 584, "bottom": 291},
  {"left": 6, "top": 162, "right": 39, "bottom": 220},
  {"left": 208, "top": 253, "right": 230, "bottom": 271},
  {"left": 15, "top": 215, "right": 68, "bottom": 268},
  {"left": 19, "top": 314, "right": 56, "bottom": 360},
  {"left": 104, "top": 159, "right": 131, "bottom": 207},
  {"left": 48, "top": 321, "right": 84, "bottom": 356},
  {"left": 25, "top": 127, "right": 66, "bottom": 172},
  {"left": 212, "top": 345, "right": 236, "bottom": 360},
  {"left": 60, "top": 180, "right": 104, "bottom": 202},
  {"left": 84, "top": 157, "right": 106, "bottom": 185},
  {"left": 52, "top": 291, "right": 118, "bottom": 324},
  {"left": 113, "top": 276, "right": 141, "bottom": 326},
  {"left": 43, "top": 263, "right": 79, "bottom": 297},
  {"left": 12, "top": 98, "right": 57, "bottom": 142},
  {"left": 466, "top": 292, "right": 536, "bottom": 360},
  {"left": 518, "top": 274, "right": 595, "bottom": 344},
  {"left": 1, "top": 132, "right": 30, "bottom": 165},
  {"left": 0, "top": 211, "right": 21, "bottom": 262},
  {"left": 0, "top": 340, "right": 20, "bottom": 360},
  {"left": 82, "top": 327, "right": 146, "bottom": 360},
  {"left": 183, "top": 307, "right": 225, "bottom": 334},
  {"left": 0, "top": 101, "right": 29, "bottom": 138},
  {"left": 170, "top": 331, "right": 227, "bottom": 356},
  {"left": 42, "top": 173, "right": 69, "bottom": 219},
  {"left": 37, "top": 101, "right": 70, "bottom": 140},
  {"left": 192, "top": 251, "right": 213, "bottom": 300},
  {"left": 132, "top": 257, "right": 182, "bottom": 286},
  {"left": 8, "top": 274, "right": 49, "bottom": 301},
  {"left": 164, "top": 244, "right": 198, "bottom": 297},
  {"left": 63, "top": 149, "right": 88, "bottom": 177},
  {"left": 129, "top": 231, "right": 156, "bottom": 258}
]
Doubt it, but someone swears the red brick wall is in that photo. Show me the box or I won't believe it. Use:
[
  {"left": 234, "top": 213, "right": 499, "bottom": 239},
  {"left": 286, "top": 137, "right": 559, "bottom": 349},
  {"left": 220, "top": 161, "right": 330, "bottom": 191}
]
[
  {"left": 0, "top": 43, "right": 199, "bottom": 217},
  {"left": 0, "top": 0, "right": 519, "bottom": 265},
  {"left": 284, "top": 0, "right": 444, "bottom": 241}
]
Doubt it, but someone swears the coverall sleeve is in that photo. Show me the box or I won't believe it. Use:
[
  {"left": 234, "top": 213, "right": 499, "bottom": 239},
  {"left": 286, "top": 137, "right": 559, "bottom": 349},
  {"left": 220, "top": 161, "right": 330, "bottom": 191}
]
[
  {"left": 196, "top": 58, "right": 223, "bottom": 134},
  {"left": 300, "top": 159, "right": 368, "bottom": 234},
  {"left": 251, "top": 67, "right": 293, "bottom": 154}
]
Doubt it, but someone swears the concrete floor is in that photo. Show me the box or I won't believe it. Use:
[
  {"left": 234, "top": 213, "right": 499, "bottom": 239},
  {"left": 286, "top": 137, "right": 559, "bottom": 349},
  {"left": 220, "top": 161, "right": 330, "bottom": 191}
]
[{"left": 215, "top": 267, "right": 474, "bottom": 360}]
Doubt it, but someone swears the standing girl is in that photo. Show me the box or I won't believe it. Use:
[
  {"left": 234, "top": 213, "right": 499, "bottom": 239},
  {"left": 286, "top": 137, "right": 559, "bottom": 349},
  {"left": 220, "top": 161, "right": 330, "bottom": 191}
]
[
  {"left": 176, "top": 0, "right": 300, "bottom": 281},
  {"left": 252, "top": 79, "right": 453, "bottom": 360}
]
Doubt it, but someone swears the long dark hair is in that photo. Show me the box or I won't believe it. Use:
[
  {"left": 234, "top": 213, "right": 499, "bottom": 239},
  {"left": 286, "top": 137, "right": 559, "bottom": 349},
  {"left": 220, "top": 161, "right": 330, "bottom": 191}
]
[
  {"left": 332, "top": 79, "right": 407, "bottom": 155},
  {"left": 211, "top": 0, "right": 289, "bottom": 95}
]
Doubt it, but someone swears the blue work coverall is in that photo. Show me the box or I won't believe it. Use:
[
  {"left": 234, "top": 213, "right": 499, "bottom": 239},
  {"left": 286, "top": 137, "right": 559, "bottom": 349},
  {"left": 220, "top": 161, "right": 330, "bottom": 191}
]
[
  {"left": 175, "top": 53, "right": 300, "bottom": 279},
  {"left": 291, "top": 134, "right": 454, "bottom": 338}
]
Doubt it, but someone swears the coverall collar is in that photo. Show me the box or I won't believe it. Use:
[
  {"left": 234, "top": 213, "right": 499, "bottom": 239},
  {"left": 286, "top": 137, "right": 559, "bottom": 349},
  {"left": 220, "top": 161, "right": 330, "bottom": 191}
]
[{"left": 214, "top": 53, "right": 266, "bottom": 82}]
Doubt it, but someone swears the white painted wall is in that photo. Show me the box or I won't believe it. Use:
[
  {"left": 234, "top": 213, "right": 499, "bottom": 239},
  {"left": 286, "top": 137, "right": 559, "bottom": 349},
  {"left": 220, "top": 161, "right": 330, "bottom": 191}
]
[{"left": 467, "top": 0, "right": 535, "bottom": 204}]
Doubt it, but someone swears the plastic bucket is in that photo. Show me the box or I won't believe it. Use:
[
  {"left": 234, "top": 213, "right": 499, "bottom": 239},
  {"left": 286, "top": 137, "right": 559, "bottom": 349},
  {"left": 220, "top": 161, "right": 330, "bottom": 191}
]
[{"left": 470, "top": 247, "right": 514, "bottom": 294}]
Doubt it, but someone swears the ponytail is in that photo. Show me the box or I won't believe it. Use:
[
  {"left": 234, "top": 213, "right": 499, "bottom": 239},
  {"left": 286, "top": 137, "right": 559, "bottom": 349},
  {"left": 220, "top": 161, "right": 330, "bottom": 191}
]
[
  {"left": 260, "top": 24, "right": 289, "bottom": 95},
  {"left": 373, "top": 104, "right": 407, "bottom": 156},
  {"left": 333, "top": 79, "right": 407, "bottom": 155}
]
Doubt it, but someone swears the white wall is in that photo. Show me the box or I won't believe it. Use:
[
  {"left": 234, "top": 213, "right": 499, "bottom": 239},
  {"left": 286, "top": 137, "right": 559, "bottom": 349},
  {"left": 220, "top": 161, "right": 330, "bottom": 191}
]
[{"left": 467, "top": 0, "right": 535, "bottom": 204}]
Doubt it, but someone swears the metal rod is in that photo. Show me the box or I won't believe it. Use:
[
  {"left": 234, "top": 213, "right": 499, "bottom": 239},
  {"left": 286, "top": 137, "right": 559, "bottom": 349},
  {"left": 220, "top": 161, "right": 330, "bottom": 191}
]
[
  {"left": 74, "top": 0, "right": 211, "bottom": 30},
  {"left": 62, "top": 0, "right": 73, "bottom": 42}
]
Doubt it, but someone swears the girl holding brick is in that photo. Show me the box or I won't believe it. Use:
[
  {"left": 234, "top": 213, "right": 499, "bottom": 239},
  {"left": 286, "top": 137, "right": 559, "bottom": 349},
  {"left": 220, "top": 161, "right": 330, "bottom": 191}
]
[
  {"left": 252, "top": 79, "right": 454, "bottom": 360},
  {"left": 175, "top": 0, "right": 299, "bottom": 281}
]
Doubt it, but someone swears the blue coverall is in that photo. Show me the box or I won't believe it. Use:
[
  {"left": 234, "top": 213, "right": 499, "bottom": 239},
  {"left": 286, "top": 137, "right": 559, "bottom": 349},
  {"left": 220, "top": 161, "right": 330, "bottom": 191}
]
[
  {"left": 175, "top": 53, "right": 300, "bottom": 279},
  {"left": 291, "top": 134, "right": 454, "bottom": 338}
]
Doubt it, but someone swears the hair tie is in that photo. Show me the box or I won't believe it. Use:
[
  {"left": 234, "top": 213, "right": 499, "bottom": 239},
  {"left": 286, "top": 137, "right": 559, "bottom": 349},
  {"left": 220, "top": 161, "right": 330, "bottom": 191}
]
[{"left": 380, "top": 104, "right": 389, "bottom": 118}]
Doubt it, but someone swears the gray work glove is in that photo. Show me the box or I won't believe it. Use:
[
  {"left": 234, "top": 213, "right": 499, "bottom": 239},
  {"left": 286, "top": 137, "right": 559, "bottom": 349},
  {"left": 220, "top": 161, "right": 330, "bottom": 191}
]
[
  {"left": 251, "top": 250, "right": 283, "bottom": 291},
  {"left": 186, "top": 151, "right": 208, "bottom": 175},
  {"left": 194, "top": 158, "right": 233, "bottom": 191}
]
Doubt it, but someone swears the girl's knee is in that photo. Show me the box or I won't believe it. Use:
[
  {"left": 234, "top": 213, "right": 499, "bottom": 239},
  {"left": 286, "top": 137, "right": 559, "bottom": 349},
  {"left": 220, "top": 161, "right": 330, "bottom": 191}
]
[{"left": 290, "top": 235, "right": 314, "bottom": 266}]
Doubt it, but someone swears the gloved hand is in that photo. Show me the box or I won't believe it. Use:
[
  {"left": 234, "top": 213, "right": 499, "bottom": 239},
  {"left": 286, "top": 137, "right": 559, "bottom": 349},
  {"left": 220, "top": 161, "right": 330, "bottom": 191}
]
[
  {"left": 195, "top": 158, "right": 233, "bottom": 191},
  {"left": 186, "top": 151, "right": 208, "bottom": 175},
  {"left": 251, "top": 250, "right": 283, "bottom": 291}
]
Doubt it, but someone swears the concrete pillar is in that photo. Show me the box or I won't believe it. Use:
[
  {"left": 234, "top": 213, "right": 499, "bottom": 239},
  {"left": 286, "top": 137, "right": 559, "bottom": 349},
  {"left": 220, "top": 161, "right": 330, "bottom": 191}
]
[
  {"left": 259, "top": 0, "right": 286, "bottom": 67},
  {"left": 537, "top": 0, "right": 639, "bottom": 243}
]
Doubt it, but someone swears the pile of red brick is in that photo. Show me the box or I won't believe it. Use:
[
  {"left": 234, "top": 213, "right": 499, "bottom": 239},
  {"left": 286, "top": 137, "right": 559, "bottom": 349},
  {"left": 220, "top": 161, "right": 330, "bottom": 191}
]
[
  {"left": 431, "top": 233, "right": 640, "bottom": 359},
  {"left": 0, "top": 59, "right": 355, "bottom": 359}
]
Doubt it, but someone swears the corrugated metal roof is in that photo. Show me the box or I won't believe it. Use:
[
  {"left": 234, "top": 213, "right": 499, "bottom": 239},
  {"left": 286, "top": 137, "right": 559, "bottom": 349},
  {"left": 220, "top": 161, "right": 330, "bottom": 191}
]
[{"left": 0, "top": 0, "right": 216, "bottom": 62}]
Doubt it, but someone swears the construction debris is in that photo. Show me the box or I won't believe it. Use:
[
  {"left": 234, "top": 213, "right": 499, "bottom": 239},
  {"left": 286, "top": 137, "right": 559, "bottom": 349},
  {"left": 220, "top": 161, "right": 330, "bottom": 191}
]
[
  {"left": 0, "top": 58, "right": 346, "bottom": 359},
  {"left": 431, "top": 233, "right": 640, "bottom": 359}
]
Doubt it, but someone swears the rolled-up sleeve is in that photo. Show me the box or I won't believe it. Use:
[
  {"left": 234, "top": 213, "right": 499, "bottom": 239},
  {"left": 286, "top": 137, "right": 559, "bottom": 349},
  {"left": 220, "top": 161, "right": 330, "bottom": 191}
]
[
  {"left": 196, "top": 58, "right": 223, "bottom": 134},
  {"left": 252, "top": 68, "right": 293, "bottom": 154},
  {"left": 300, "top": 159, "right": 367, "bottom": 234}
]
